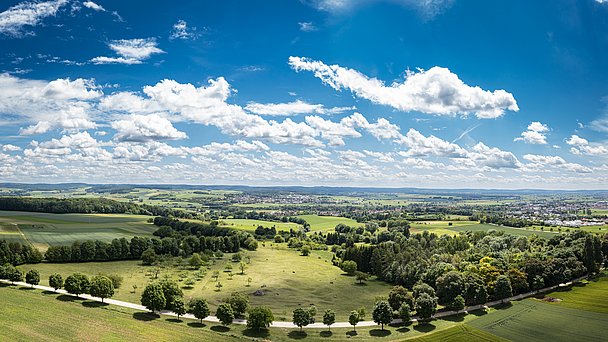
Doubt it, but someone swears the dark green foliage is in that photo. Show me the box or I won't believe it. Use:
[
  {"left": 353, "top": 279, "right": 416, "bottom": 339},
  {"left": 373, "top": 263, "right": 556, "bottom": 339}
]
[
  {"left": 388, "top": 285, "right": 415, "bottom": 311},
  {"left": 348, "top": 310, "right": 360, "bottom": 332},
  {"left": 141, "top": 283, "right": 166, "bottom": 313},
  {"left": 0, "top": 240, "right": 43, "bottom": 265},
  {"left": 247, "top": 306, "right": 274, "bottom": 330},
  {"left": 436, "top": 271, "right": 465, "bottom": 304},
  {"left": 1, "top": 264, "right": 23, "bottom": 284},
  {"left": 464, "top": 273, "right": 488, "bottom": 305},
  {"left": 415, "top": 293, "right": 437, "bottom": 320},
  {"left": 188, "top": 298, "right": 210, "bottom": 323},
  {"left": 171, "top": 296, "right": 187, "bottom": 319},
  {"left": 292, "top": 308, "right": 312, "bottom": 331},
  {"left": 159, "top": 279, "right": 183, "bottom": 310},
  {"left": 372, "top": 300, "right": 393, "bottom": 330},
  {"left": 494, "top": 275, "right": 513, "bottom": 300},
  {"left": 216, "top": 303, "right": 235, "bottom": 326},
  {"left": 340, "top": 260, "right": 357, "bottom": 275},
  {"left": 398, "top": 302, "right": 411, "bottom": 323},
  {"left": 448, "top": 295, "right": 465, "bottom": 311},
  {"left": 355, "top": 271, "right": 369, "bottom": 284},
  {"left": 49, "top": 273, "right": 63, "bottom": 290},
  {"left": 64, "top": 273, "right": 90, "bottom": 296},
  {"left": 413, "top": 283, "right": 436, "bottom": 299},
  {"left": 322, "top": 309, "right": 336, "bottom": 331},
  {"left": 89, "top": 275, "right": 115, "bottom": 302},
  {"left": 25, "top": 269, "right": 40, "bottom": 287},
  {"left": 226, "top": 292, "right": 249, "bottom": 317}
]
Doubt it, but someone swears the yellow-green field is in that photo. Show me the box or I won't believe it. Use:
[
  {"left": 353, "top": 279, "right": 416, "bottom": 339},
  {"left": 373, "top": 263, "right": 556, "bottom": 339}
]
[
  {"left": 296, "top": 215, "right": 363, "bottom": 232},
  {"left": 218, "top": 218, "right": 301, "bottom": 232}
]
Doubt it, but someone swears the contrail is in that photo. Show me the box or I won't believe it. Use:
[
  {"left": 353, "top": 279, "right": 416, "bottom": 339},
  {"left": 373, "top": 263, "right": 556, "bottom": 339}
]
[{"left": 452, "top": 124, "right": 480, "bottom": 143}]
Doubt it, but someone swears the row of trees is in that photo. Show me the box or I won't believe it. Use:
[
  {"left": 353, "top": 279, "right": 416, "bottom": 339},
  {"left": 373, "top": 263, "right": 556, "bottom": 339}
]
[{"left": 0, "top": 240, "right": 43, "bottom": 265}]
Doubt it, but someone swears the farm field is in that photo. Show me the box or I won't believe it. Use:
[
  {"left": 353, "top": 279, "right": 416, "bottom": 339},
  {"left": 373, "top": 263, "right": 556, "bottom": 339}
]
[
  {"left": 540, "top": 271, "right": 608, "bottom": 313},
  {"left": 296, "top": 214, "right": 363, "bottom": 232},
  {"left": 0, "top": 211, "right": 155, "bottom": 250},
  {"left": 468, "top": 299, "right": 608, "bottom": 342},
  {"left": 18, "top": 244, "right": 391, "bottom": 321},
  {"left": 447, "top": 223, "right": 558, "bottom": 238},
  {"left": 218, "top": 218, "right": 301, "bottom": 232},
  {"left": 409, "top": 324, "right": 505, "bottom": 342},
  {"left": 410, "top": 220, "right": 478, "bottom": 236}
]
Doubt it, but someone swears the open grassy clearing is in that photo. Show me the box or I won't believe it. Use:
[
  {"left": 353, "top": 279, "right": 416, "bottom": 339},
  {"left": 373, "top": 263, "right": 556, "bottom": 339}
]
[
  {"left": 468, "top": 299, "right": 608, "bottom": 342},
  {"left": 410, "top": 220, "right": 478, "bottom": 236},
  {"left": 19, "top": 243, "right": 391, "bottom": 321},
  {"left": 296, "top": 214, "right": 363, "bottom": 232},
  {"left": 219, "top": 218, "right": 301, "bottom": 232},
  {"left": 539, "top": 271, "right": 608, "bottom": 313},
  {"left": 447, "top": 223, "right": 558, "bottom": 238},
  {"left": 0, "top": 211, "right": 156, "bottom": 250}
]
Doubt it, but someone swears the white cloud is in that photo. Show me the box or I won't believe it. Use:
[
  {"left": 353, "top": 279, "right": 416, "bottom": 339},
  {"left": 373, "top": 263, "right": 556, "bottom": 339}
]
[
  {"left": 566, "top": 134, "right": 608, "bottom": 156},
  {"left": 397, "top": 128, "right": 468, "bottom": 157},
  {"left": 170, "top": 20, "right": 199, "bottom": 40},
  {"left": 1, "top": 144, "right": 21, "bottom": 152},
  {"left": 91, "top": 38, "right": 165, "bottom": 65},
  {"left": 0, "top": 0, "right": 68, "bottom": 37},
  {"left": 468, "top": 142, "right": 521, "bottom": 169},
  {"left": 298, "top": 22, "right": 317, "bottom": 32},
  {"left": 523, "top": 154, "right": 566, "bottom": 165},
  {"left": 82, "top": 1, "right": 105, "bottom": 12},
  {"left": 289, "top": 56, "right": 518, "bottom": 118},
  {"left": 514, "top": 122, "right": 550, "bottom": 145},
  {"left": 245, "top": 99, "right": 354, "bottom": 116},
  {"left": 308, "top": 0, "right": 454, "bottom": 18},
  {"left": 111, "top": 114, "right": 188, "bottom": 142}
]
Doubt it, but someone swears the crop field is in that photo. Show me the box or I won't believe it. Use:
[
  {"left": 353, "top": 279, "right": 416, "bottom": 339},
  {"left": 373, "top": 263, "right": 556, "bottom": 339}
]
[
  {"left": 409, "top": 324, "right": 505, "bottom": 342},
  {"left": 219, "top": 218, "right": 301, "bottom": 232},
  {"left": 540, "top": 272, "right": 608, "bottom": 313},
  {"left": 410, "top": 220, "right": 478, "bottom": 236},
  {"left": 18, "top": 244, "right": 391, "bottom": 321},
  {"left": 468, "top": 299, "right": 608, "bottom": 342},
  {"left": 296, "top": 214, "right": 363, "bottom": 232},
  {"left": 0, "top": 211, "right": 155, "bottom": 250}
]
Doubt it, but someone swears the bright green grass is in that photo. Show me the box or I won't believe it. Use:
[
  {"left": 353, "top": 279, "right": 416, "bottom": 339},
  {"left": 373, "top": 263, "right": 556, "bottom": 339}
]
[
  {"left": 0, "top": 211, "right": 155, "bottom": 249},
  {"left": 410, "top": 221, "right": 478, "bottom": 237},
  {"left": 468, "top": 300, "right": 608, "bottom": 342},
  {"left": 448, "top": 223, "right": 558, "bottom": 238},
  {"left": 540, "top": 272, "right": 608, "bottom": 313},
  {"left": 408, "top": 324, "right": 506, "bottom": 342},
  {"left": 296, "top": 214, "right": 362, "bottom": 232},
  {"left": 0, "top": 285, "right": 241, "bottom": 342},
  {"left": 219, "top": 218, "right": 301, "bottom": 232},
  {"left": 19, "top": 244, "right": 391, "bottom": 321}
]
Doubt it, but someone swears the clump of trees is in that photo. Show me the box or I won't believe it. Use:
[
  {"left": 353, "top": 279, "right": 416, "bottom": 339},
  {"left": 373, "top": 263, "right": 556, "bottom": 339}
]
[{"left": 0, "top": 240, "right": 43, "bottom": 265}]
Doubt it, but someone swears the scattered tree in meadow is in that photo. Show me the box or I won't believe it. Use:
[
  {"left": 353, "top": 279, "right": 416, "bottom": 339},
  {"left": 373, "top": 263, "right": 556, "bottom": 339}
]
[
  {"left": 141, "top": 248, "right": 157, "bottom": 266},
  {"left": 322, "top": 309, "right": 336, "bottom": 332},
  {"left": 226, "top": 292, "right": 249, "bottom": 317},
  {"left": 239, "top": 262, "right": 247, "bottom": 275},
  {"left": 141, "top": 282, "right": 166, "bottom": 313},
  {"left": 398, "top": 302, "right": 411, "bottom": 324},
  {"left": 64, "top": 273, "right": 90, "bottom": 297},
  {"left": 415, "top": 293, "right": 437, "bottom": 321},
  {"left": 301, "top": 245, "right": 311, "bottom": 256},
  {"left": 159, "top": 279, "right": 183, "bottom": 310},
  {"left": 247, "top": 277, "right": 252, "bottom": 287},
  {"left": 25, "top": 269, "right": 40, "bottom": 288},
  {"left": 341, "top": 260, "right": 357, "bottom": 275},
  {"left": 189, "top": 253, "right": 204, "bottom": 269},
  {"left": 212, "top": 270, "right": 220, "bottom": 281},
  {"left": 216, "top": 303, "right": 235, "bottom": 327},
  {"left": 49, "top": 273, "right": 63, "bottom": 291},
  {"left": 215, "top": 281, "right": 223, "bottom": 291},
  {"left": 172, "top": 296, "right": 187, "bottom": 320},
  {"left": 188, "top": 298, "right": 210, "bottom": 324},
  {"left": 372, "top": 300, "right": 393, "bottom": 330},
  {"left": 89, "top": 275, "right": 114, "bottom": 302},
  {"left": 247, "top": 306, "right": 274, "bottom": 331},
  {"left": 292, "top": 307, "right": 312, "bottom": 332},
  {"left": 348, "top": 310, "right": 360, "bottom": 332},
  {"left": 355, "top": 271, "right": 369, "bottom": 284}
]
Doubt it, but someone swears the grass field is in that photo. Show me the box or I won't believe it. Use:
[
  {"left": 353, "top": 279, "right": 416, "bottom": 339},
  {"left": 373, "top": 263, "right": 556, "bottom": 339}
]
[
  {"left": 0, "top": 211, "right": 156, "bottom": 250},
  {"left": 218, "top": 218, "right": 301, "bottom": 232},
  {"left": 447, "top": 223, "right": 558, "bottom": 238},
  {"left": 410, "top": 220, "right": 478, "bottom": 236},
  {"left": 18, "top": 244, "right": 391, "bottom": 321},
  {"left": 408, "top": 324, "right": 505, "bottom": 342},
  {"left": 540, "top": 272, "right": 608, "bottom": 313},
  {"left": 296, "top": 215, "right": 362, "bottom": 232}
]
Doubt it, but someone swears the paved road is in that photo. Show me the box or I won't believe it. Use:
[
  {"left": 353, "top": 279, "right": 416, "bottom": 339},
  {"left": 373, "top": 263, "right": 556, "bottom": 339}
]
[{"left": 0, "top": 279, "right": 394, "bottom": 328}]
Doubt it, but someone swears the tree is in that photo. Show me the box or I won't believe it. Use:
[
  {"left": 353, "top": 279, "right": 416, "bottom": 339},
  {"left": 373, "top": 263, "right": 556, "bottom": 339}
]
[
  {"left": 372, "top": 300, "right": 393, "bottom": 330},
  {"left": 464, "top": 273, "right": 488, "bottom": 305},
  {"left": 212, "top": 270, "right": 220, "bottom": 281},
  {"left": 507, "top": 268, "right": 529, "bottom": 294},
  {"left": 25, "top": 269, "right": 40, "bottom": 288},
  {"left": 141, "top": 282, "right": 166, "bottom": 313},
  {"left": 141, "top": 248, "right": 157, "bottom": 266},
  {"left": 247, "top": 306, "right": 274, "bottom": 331},
  {"left": 348, "top": 310, "right": 360, "bottom": 332},
  {"left": 49, "top": 273, "right": 63, "bottom": 291},
  {"left": 413, "top": 283, "right": 436, "bottom": 299},
  {"left": 226, "top": 292, "right": 249, "bottom": 317},
  {"left": 188, "top": 298, "right": 210, "bottom": 324},
  {"left": 159, "top": 279, "right": 183, "bottom": 310},
  {"left": 355, "top": 271, "right": 369, "bottom": 284},
  {"left": 398, "top": 302, "right": 411, "bottom": 324},
  {"left": 388, "top": 285, "right": 415, "bottom": 311},
  {"left": 239, "top": 262, "right": 247, "bottom": 275},
  {"left": 494, "top": 275, "right": 513, "bottom": 301},
  {"left": 341, "top": 260, "right": 357, "bottom": 275},
  {"left": 64, "top": 273, "right": 90, "bottom": 297},
  {"left": 247, "top": 277, "right": 252, "bottom": 287},
  {"left": 216, "top": 303, "right": 235, "bottom": 327},
  {"left": 215, "top": 281, "right": 223, "bottom": 291},
  {"left": 415, "top": 293, "right": 437, "bottom": 321},
  {"left": 322, "top": 309, "right": 336, "bottom": 332},
  {"left": 189, "top": 253, "right": 204, "bottom": 269},
  {"left": 292, "top": 307, "right": 312, "bottom": 332},
  {"left": 172, "top": 296, "right": 187, "bottom": 320},
  {"left": 436, "top": 271, "right": 465, "bottom": 305},
  {"left": 448, "top": 295, "right": 465, "bottom": 312},
  {"left": 89, "top": 275, "right": 114, "bottom": 302},
  {"left": 301, "top": 245, "right": 311, "bottom": 256},
  {"left": 6, "top": 266, "right": 23, "bottom": 284}
]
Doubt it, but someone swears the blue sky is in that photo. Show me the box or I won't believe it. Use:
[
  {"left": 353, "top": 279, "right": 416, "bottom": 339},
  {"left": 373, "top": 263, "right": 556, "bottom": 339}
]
[{"left": 0, "top": 0, "right": 607, "bottom": 189}]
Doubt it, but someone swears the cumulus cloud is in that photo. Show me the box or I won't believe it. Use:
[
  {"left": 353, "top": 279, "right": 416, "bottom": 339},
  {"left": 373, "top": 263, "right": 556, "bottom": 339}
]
[
  {"left": 514, "top": 121, "right": 550, "bottom": 144},
  {"left": 0, "top": 0, "right": 68, "bottom": 37},
  {"left": 82, "top": 1, "right": 105, "bottom": 12},
  {"left": 468, "top": 142, "right": 521, "bottom": 169},
  {"left": 566, "top": 135, "right": 608, "bottom": 156},
  {"left": 111, "top": 114, "right": 188, "bottom": 142},
  {"left": 170, "top": 19, "right": 199, "bottom": 40},
  {"left": 245, "top": 99, "right": 354, "bottom": 116},
  {"left": 1, "top": 144, "right": 21, "bottom": 152},
  {"left": 397, "top": 128, "right": 468, "bottom": 157},
  {"left": 91, "top": 38, "right": 165, "bottom": 65},
  {"left": 289, "top": 56, "right": 518, "bottom": 118},
  {"left": 523, "top": 154, "right": 566, "bottom": 165}
]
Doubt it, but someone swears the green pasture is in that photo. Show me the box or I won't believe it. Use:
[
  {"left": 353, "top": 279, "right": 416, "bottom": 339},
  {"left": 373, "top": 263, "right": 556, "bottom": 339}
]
[
  {"left": 218, "top": 218, "right": 301, "bottom": 232},
  {"left": 410, "top": 220, "right": 477, "bottom": 236},
  {"left": 540, "top": 271, "right": 608, "bottom": 313},
  {"left": 448, "top": 223, "right": 558, "bottom": 238},
  {"left": 409, "top": 324, "right": 505, "bottom": 342},
  {"left": 296, "top": 214, "right": 363, "bottom": 232}
]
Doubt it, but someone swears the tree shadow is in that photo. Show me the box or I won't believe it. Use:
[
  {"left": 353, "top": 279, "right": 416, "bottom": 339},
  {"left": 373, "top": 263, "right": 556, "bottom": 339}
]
[
  {"left": 319, "top": 331, "right": 333, "bottom": 338},
  {"left": 56, "top": 294, "right": 77, "bottom": 302},
  {"left": 42, "top": 290, "right": 56, "bottom": 295},
  {"left": 494, "top": 302, "right": 513, "bottom": 310},
  {"left": 442, "top": 314, "right": 465, "bottom": 322},
  {"left": 469, "top": 309, "right": 488, "bottom": 317},
  {"left": 346, "top": 330, "right": 358, "bottom": 337},
  {"left": 396, "top": 326, "right": 411, "bottom": 333},
  {"left": 242, "top": 328, "right": 270, "bottom": 338},
  {"left": 369, "top": 329, "right": 391, "bottom": 337},
  {"left": 132, "top": 312, "right": 159, "bottom": 321},
  {"left": 211, "top": 325, "right": 230, "bottom": 333},
  {"left": 187, "top": 322, "right": 206, "bottom": 328},
  {"left": 18, "top": 286, "right": 36, "bottom": 291},
  {"left": 0, "top": 283, "right": 9, "bottom": 288},
  {"left": 287, "top": 331, "right": 307, "bottom": 339},
  {"left": 82, "top": 301, "right": 109, "bottom": 308},
  {"left": 414, "top": 323, "right": 436, "bottom": 333},
  {"left": 166, "top": 318, "right": 183, "bottom": 323}
]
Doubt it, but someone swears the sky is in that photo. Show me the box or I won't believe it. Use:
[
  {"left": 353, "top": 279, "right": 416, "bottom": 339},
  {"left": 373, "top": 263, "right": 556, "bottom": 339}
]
[{"left": 0, "top": 0, "right": 607, "bottom": 189}]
